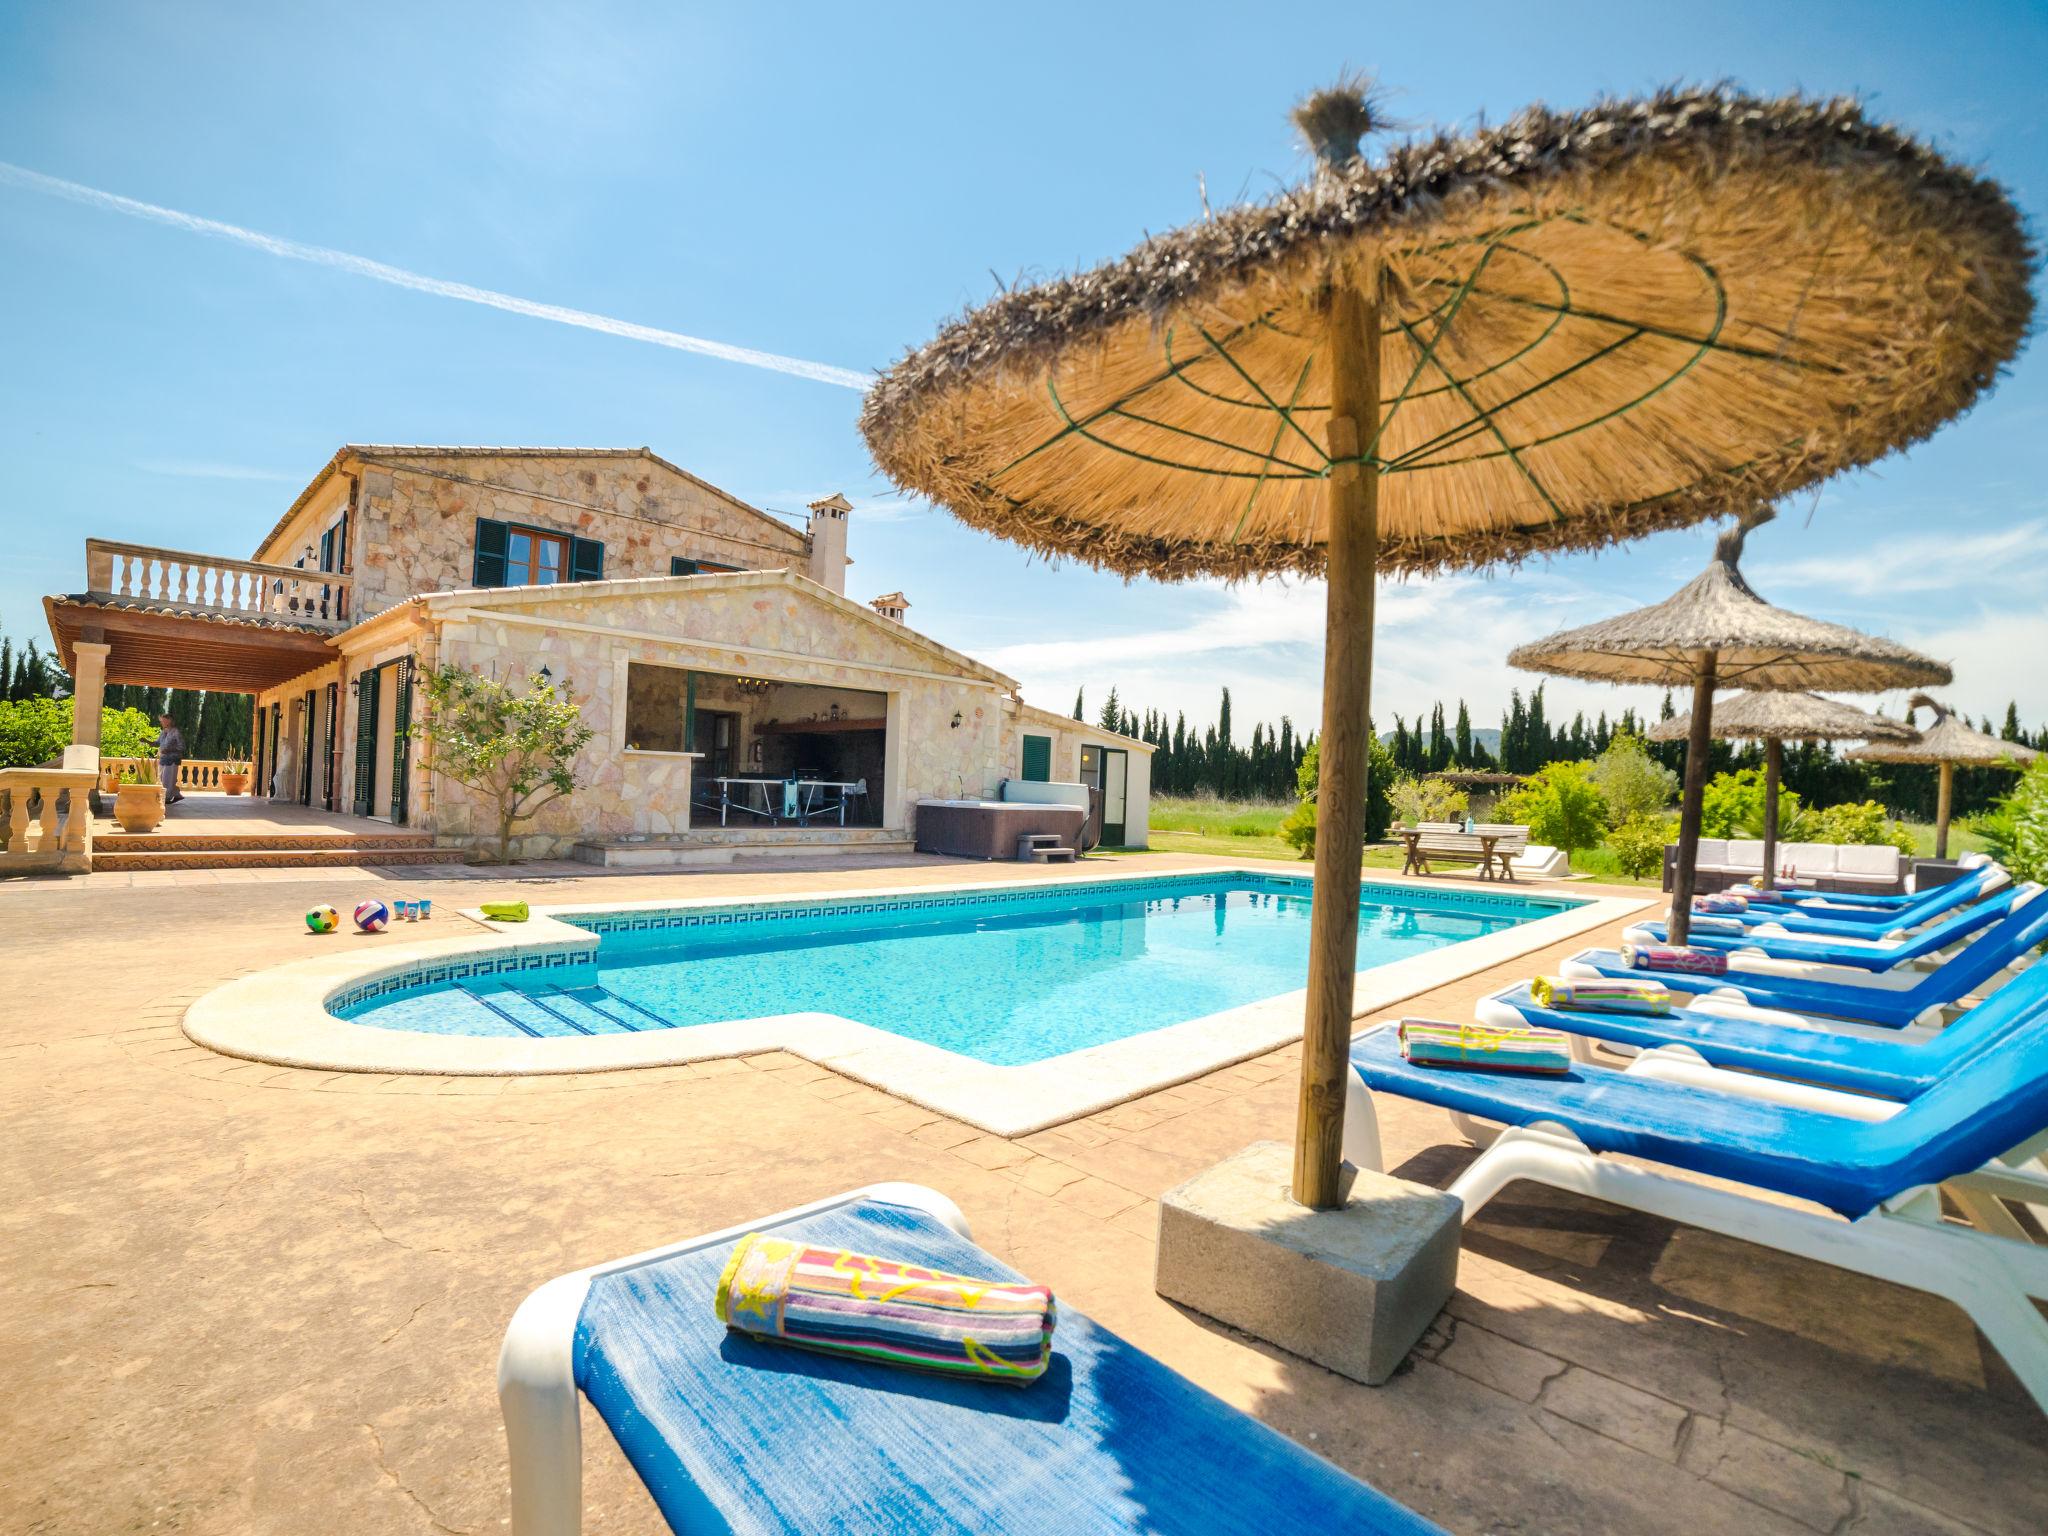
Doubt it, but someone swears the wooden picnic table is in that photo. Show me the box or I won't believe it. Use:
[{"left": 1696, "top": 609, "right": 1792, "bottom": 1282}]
[{"left": 1397, "top": 828, "right": 1519, "bottom": 881}]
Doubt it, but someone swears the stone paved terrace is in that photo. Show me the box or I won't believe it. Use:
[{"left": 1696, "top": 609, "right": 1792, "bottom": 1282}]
[{"left": 1, "top": 852, "right": 2039, "bottom": 1534}]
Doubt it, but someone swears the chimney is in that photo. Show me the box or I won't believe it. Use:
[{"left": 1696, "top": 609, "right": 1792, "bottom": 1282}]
[
  {"left": 870, "top": 591, "right": 910, "bottom": 623},
  {"left": 806, "top": 493, "right": 852, "bottom": 595}
]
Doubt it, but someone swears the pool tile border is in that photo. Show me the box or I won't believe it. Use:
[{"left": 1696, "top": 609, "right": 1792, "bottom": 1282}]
[{"left": 183, "top": 864, "right": 1649, "bottom": 1137}]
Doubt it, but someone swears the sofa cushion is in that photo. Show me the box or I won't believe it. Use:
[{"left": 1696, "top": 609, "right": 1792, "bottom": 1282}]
[
  {"left": 1835, "top": 844, "right": 1901, "bottom": 877},
  {"left": 1782, "top": 842, "right": 1838, "bottom": 874},
  {"left": 1726, "top": 840, "right": 1766, "bottom": 871},
  {"left": 1693, "top": 838, "right": 1729, "bottom": 865}
]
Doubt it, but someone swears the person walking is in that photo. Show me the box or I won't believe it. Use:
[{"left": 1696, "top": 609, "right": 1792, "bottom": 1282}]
[{"left": 156, "top": 713, "right": 186, "bottom": 806}]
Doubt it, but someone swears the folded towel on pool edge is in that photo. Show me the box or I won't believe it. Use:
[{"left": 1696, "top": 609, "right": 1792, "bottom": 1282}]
[
  {"left": 1693, "top": 894, "right": 1749, "bottom": 914},
  {"left": 480, "top": 900, "right": 529, "bottom": 923},
  {"left": 1622, "top": 944, "right": 1730, "bottom": 976},
  {"left": 715, "top": 1232, "right": 1056, "bottom": 1386},
  {"left": 1398, "top": 1019, "right": 1571, "bottom": 1074},
  {"left": 1529, "top": 975, "right": 1672, "bottom": 1014}
]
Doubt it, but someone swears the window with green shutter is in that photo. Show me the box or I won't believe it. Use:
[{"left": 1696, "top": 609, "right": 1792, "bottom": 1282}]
[
  {"left": 353, "top": 671, "right": 379, "bottom": 817},
  {"left": 473, "top": 519, "right": 511, "bottom": 587},
  {"left": 1021, "top": 734, "right": 1052, "bottom": 782},
  {"left": 389, "top": 656, "right": 413, "bottom": 826}
]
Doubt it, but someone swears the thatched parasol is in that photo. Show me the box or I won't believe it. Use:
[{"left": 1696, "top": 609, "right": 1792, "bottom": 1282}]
[
  {"left": 1848, "top": 694, "right": 2040, "bottom": 857},
  {"left": 861, "top": 82, "right": 2029, "bottom": 1210},
  {"left": 1512, "top": 510, "right": 1949, "bottom": 940},
  {"left": 1650, "top": 690, "right": 1914, "bottom": 879}
]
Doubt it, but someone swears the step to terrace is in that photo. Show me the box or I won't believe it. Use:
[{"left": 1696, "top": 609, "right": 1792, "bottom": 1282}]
[
  {"left": 571, "top": 827, "right": 917, "bottom": 869},
  {"left": 91, "top": 831, "right": 469, "bottom": 872}
]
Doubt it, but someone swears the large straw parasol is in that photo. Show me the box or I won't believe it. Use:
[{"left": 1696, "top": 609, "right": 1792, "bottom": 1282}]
[
  {"left": 1650, "top": 689, "right": 1914, "bottom": 880},
  {"left": 1848, "top": 694, "right": 2040, "bottom": 857},
  {"left": 861, "top": 82, "right": 2030, "bottom": 1209},
  {"left": 1511, "top": 510, "right": 1949, "bottom": 942}
]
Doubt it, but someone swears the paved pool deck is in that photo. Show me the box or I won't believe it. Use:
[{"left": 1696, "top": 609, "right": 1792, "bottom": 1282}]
[{"left": 1, "top": 852, "right": 2039, "bottom": 1534}]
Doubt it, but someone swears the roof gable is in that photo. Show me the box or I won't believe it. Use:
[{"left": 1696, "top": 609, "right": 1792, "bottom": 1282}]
[
  {"left": 417, "top": 568, "right": 1019, "bottom": 690},
  {"left": 260, "top": 446, "right": 808, "bottom": 559}
]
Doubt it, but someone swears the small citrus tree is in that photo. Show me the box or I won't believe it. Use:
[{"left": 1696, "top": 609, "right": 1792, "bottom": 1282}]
[
  {"left": 415, "top": 665, "right": 594, "bottom": 864},
  {"left": 1498, "top": 761, "right": 1608, "bottom": 855}
]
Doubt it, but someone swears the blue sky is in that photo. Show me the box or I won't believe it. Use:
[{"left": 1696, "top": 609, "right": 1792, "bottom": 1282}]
[{"left": 2, "top": 1, "right": 2043, "bottom": 739}]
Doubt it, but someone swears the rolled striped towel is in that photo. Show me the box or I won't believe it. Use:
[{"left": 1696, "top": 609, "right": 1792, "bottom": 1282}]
[
  {"left": 1398, "top": 1018, "right": 1571, "bottom": 1074},
  {"left": 1693, "top": 894, "right": 1749, "bottom": 914},
  {"left": 715, "top": 1232, "right": 1055, "bottom": 1386},
  {"left": 1529, "top": 975, "right": 1672, "bottom": 1014},
  {"left": 1623, "top": 944, "right": 1729, "bottom": 976}
]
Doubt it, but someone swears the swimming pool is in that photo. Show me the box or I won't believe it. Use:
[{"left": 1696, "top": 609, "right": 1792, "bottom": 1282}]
[{"left": 335, "top": 872, "right": 1584, "bottom": 1066}]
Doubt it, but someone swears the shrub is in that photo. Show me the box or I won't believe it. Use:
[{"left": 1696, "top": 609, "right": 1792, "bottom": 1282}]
[
  {"left": 1812, "top": 799, "right": 1915, "bottom": 855},
  {"left": 1606, "top": 813, "right": 1673, "bottom": 879},
  {"left": 1698, "top": 767, "right": 1805, "bottom": 839},
  {"left": 1288, "top": 736, "right": 1397, "bottom": 848},
  {"left": 1389, "top": 776, "right": 1470, "bottom": 827},
  {"left": 1225, "top": 819, "right": 1266, "bottom": 837},
  {"left": 1589, "top": 730, "right": 1678, "bottom": 828},
  {"left": 0, "top": 697, "right": 157, "bottom": 768},
  {"left": 1975, "top": 757, "right": 2048, "bottom": 882},
  {"left": 1497, "top": 761, "right": 1608, "bottom": 854},
  {"left": 1279, "top": 798, "right": 1316, "bottom": 858}
]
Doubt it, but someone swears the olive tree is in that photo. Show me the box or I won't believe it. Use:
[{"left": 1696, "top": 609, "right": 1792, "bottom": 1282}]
[{"left": 414, "top": 665, "right": 594, "bottom": 864}]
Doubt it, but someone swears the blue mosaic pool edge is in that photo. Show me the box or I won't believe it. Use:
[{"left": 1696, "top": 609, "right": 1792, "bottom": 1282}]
[{"left": 328, "top": 870, "right": 1584, "bottom": 1016}]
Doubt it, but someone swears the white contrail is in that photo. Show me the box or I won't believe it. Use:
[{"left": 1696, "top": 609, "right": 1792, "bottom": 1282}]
[{"left": 0, "top": 161, "right": 872, "bottom": 391}]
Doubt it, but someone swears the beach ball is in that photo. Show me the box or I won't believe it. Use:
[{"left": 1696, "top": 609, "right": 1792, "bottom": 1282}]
[
  {"left": 353, "top": 899, "right": 391, "bottom": 934},
  {"left": 305, "top": 904, "right": 339, "bottom": 934}
]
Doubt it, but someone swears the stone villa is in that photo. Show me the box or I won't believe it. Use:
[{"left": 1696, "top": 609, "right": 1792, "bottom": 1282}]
[{"left": 41, "top": 446, "right": 1151, "bottom": 864}]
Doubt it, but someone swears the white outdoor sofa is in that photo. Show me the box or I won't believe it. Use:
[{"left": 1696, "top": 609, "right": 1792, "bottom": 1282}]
[{"left": 1665, "top": 838, "right": 1905, "bottom": 897}]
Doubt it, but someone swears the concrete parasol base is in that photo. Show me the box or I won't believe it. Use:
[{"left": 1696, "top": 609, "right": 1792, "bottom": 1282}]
[{"left": 1155, "top": 1140, "right": 1459, "bottom": 1386}]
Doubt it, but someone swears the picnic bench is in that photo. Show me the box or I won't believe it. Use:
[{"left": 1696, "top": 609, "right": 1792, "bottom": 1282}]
[{"left": 1397, "top": 821, "right": 1529, "bottom": 881}]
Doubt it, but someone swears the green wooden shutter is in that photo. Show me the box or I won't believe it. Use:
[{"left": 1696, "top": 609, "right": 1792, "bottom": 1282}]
[
  {"left": 353, "top": 671, "right": 379, "bottom": 816},
  {"left": 390, "top": 657, "right": 413, "bottom": 825},
  {"left": 670, "top": 556, "right": 699, "bottom": 576},
  {"left": 1021, "top": 734, "right": 1052, "bottom": 782},
  {"left": 323, "top": 682, "right": 340, "bottom": 809},
  {"left": 299, "top": 689, "right": 316, "bottom": 803},
  {"left": 570, "top": 536, "right": 605, "bottom": 582},
  {"left": 473, "top": 519, "right": 510, "bottom": 587}
]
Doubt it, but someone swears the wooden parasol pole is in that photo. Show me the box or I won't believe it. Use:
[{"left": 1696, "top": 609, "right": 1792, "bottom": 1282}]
[
  {"left": 1667, "top": 654, "right": 1719, "bottom": 949},
  {"left": 1762, "top": 737, "right": 1783, "bottom": 885},
  {"left": 1935, "top": 760, "right": 1954, "bottom": 860},
  {"left": 1294, "top": 269, "right": 1381, "bottom": 1210}
]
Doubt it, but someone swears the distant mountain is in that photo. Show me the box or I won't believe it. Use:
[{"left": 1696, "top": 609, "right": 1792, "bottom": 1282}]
[{"left": 1380, "top": 726, "right": 1502, "bottom": 753}]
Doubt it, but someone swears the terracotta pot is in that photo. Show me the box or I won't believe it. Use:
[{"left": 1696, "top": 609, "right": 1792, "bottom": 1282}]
[
  {"left": 220, "top": 772, "right": 249, "bottom": 796},
  {"left": 114, "top": 784, "right": 166, "bottom": 833},
  {"left": 99, "top": 769, "right": 122, "bottom": 794}
]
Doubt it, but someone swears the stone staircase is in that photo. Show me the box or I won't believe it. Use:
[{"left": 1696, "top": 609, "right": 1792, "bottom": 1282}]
[
  {"left": 92, "top": 829, "right": 469, "bottom": 872},
  {"left": 572, "top": 825, "right": 918, "bottom": 869}
]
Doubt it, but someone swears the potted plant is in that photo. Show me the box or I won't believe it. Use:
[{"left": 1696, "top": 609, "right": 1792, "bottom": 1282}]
[
  {"left": 113, "top": 760, "right": 166, "bottom": 833},
  {"left": 98, "top": 759, "right": 125, "bottom": 794},
  {"left": 219, "top": 760, "right": 251, "bottom": 796}
]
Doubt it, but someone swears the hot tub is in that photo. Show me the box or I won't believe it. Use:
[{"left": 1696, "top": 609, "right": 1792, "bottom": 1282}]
[{"left": 913, "top": 799, "right": 1088, "bottom": 860}]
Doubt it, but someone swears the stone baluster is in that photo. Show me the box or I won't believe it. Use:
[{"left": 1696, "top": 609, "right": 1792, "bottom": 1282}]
[{"left": 5, "top": 788, "right": 26, "bottom": 857}]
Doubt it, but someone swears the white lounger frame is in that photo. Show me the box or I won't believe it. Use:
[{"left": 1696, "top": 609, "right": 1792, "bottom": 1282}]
[
  {"left": 497, "top": 1181, "right": 971, "bottom": 1536},
  {"left": 1343, "top": 1047, "right": 2048, "bottom": 1413}
]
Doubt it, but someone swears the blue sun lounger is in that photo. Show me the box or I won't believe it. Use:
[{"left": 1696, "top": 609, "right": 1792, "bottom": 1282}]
[
  {"left": 1628, "top": 883, "right": 2023, "bottom": 971},
  {"left": 1749, "top": 853, "right": 1998, "bottom": 913},
  {"left": 1476, "top": 961, "right": 2048, "bottom": 1101},
  {"left": 500, "top": 1183, "right": 1443, "bottom": 1535},
  {"left": 1570, "top": 890, "right": 2048, "bottom": 1028},
  {"left": 1692, "top": 863, "right": 2008, "bottom": 937},
  {"left": 1341, "top": 1022, "right": 2048, "bottom": 1412}
]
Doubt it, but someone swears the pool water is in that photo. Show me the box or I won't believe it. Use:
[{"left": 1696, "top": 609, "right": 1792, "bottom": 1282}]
[{"left": 337, "top": 874, "right": 1580, "bottom": 1066}]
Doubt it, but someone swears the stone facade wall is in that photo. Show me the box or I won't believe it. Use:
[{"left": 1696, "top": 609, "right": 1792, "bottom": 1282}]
[
  {"left": 421, "top": 579, "right": 1013, "bottom": 858},
  {"left": 343, "top": 454, "right": 816, "bottom": 620}
]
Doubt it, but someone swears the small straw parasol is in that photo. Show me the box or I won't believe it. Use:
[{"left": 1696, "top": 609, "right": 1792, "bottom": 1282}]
[
  {"left": 1511, "top": 509, "right": 1949, "bottom": 941},
  {"left": 861, "top": 82, "right": 2029, "bottom": 1210},
  {"left": 1650, "top": 689, "right": 1914, "bottom": 880},
  {"left": 1848, "top": 694, "right": 2040, "bottom": 858}
]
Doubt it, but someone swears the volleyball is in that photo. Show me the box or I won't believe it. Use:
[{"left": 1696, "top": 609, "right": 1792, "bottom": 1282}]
[{"left": 353, "top": 899, "right": 391, "bottom": 933}]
